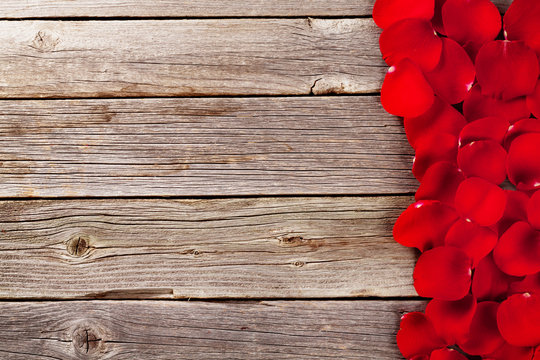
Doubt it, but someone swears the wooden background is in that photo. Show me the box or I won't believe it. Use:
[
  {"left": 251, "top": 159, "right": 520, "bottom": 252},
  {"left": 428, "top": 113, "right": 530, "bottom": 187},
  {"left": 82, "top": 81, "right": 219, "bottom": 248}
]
[{"left": 0, "top": 1, "right": 512, "bottom": 359}]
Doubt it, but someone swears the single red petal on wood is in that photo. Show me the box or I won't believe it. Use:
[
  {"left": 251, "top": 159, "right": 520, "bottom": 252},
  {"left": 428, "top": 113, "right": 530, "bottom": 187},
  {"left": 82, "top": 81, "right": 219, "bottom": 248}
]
[
  {"left": 504, "top": 0, "right": 540, "bottom": 57},
  {"left": 455, "top": 177, "right": 507, "bottom": 226},
  {"left": 381, "top": 59, "right": 435, "bottom": 117},
  {"left": 424, "top": 38, "right": 475, "bottom": 104},
  {"left": 473, "top": 254, "right": 524, "bottom": 301},
  {"left": 459, "top": 117, "right": 510, "bottom": 147},
  {"left": 416, "top": 161, "right": 465, "bottom": 206},
  {"left": 507, "top": 133, "right": 540, "bottom": 191},
  {"left": 463, "top": 84, "right": 530, "bottom": 124},
  {"left": 457, "top": 140, "right": 507, "bottom": 184},
  {"left": 432, "top": 0, "right": 447, "bottom": 34},
  {"left": 503, "top": 118, "right": 540, "bottom": 150},
  {"left": 445, "top": 218, "right": 497, "bottom": 267},
  {"left": 430, "top": 348, "right": 467, "bottom": 360},
  {"left": 373, "top": 0, "right": 435, "bottom": 29},
  {"left": 527, "top": 79, "right": 540, "bottom": 118},
  {"left": 405, "top": 97, "right": 466, "bottom": 149},
  {"left": 394, "top": 201, "right": 458, "bottom": 252},
  {"left": 496, "top": 190, "right": 529, "bottom": 235},
  {"left": 485, "top": 342, "right": 535, "bottom": 360},
  {"left": 528, "top": 191, "right": 540, "bottom": 230},
  {"left": 493, "top": 221, "right": 540, "bottom": 276},
  {"left": 476, "top": 40, "right": 539, "bottom": 100},
  {"left": 397, "top": 312, "right": 447, "bottom": 358},
  {"left": 509, "top": 273, "right": 540, "bottom": 296},
  {"left": 426, "top": 294, "right": 477, "bottom": 344},
  {"left": 458, "top": 302, "right": 505, "bottom": 355},
  {"left": 414, "top": 246, "right": 472, "bottom": 301},
  {"left": 413, "top": 133, "right": 458, "bottom": 181},
  {"left": 497, "top": 293, "right": 540, "bottom": 347}
]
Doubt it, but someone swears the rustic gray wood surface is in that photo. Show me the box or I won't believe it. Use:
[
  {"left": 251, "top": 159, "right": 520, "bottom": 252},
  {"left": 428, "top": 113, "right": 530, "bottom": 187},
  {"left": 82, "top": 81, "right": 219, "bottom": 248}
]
[
  {"left": 0, "top": 300, "right": 425, "bottom": 359},
  {"left": 0, "top": 19, "right": 384, "bottom": 98},
  {"left": 0, "top": 196, "right": 416, "bottom": 299}
]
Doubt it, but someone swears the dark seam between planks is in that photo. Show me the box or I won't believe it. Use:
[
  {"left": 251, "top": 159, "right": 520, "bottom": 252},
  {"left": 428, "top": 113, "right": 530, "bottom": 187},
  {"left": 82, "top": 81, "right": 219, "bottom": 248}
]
[{"left": 0, "top": 15, "right": 374, "bottom": 21}]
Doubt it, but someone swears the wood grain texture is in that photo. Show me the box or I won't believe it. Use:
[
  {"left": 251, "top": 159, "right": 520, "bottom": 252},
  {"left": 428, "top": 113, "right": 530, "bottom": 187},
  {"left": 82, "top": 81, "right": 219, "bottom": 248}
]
[
  {"left": 0, "top": 19, "right": 384, "bottom": 98},
  {"left": 0, "top": 300, "right": 425, "bottom": 359},
  {"left": 0, "top": 0, "right": 513, "bottom": 18},
  {"left": 0, "top": 196, "right": 417, "bottom": 299},
  {"left": 0, "top": 97, "right": 416, "bottom": 197}
]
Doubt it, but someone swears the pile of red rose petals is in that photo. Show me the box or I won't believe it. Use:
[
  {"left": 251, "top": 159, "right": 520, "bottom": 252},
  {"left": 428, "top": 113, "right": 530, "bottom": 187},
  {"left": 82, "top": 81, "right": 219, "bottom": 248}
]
[{"left": 373, "top": 0, "right": 540, "bottom": 358}]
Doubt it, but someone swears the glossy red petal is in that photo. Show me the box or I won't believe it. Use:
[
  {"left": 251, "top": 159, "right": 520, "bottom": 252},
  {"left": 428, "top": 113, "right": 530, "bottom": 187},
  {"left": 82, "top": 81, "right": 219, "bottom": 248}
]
[
  {"left": 445, "top": 218, "right": 497, "bottom": 267},
  {"left": 476, "top": 40, "right": 539, "bottom": 100},
  {"left": 397, "top": 312, "right": 447, "bottom": 358},
  {"left": 496, "top": 190, "right": 529, "bottom": 235},
  {"left": 373, "top": 0, "right": 435, "bottom": 29},
  {"left": 459, "top": 117, "right": 510, "bottom": 147},
  {"left": 527, "top": 79, "right": 540, "bottom": 118},
  {"left": 457, "top": 140, "right": 507, "bottom": 184},
  {"left": 394, "top": 200, "right": 459, "bottom": 252},
  {"left": 416, "top": 161, "right": 465, "bottom": 206},
  {"left": 458, "top": 302, "right": 505, "bottom": 355},
  {"left": 504, "top": 0, "right": 540, "bottom": 57},
  {"left": 429, "top": 348, "right": 467, "bottom": 360},
  {"left": 426, "top": 295, "right": 476, "bottom": 344},
  {"left": 455, "top": 177, "right": 507, "bottom": 226},
  {"left": 509, "top": 273, "right": 540, "bottom": 296},
  {"left": 381, "top": 59, "right": 435, "bottom": 117},
  {"left": 473, "top": 254, "right": 524, "bottom": 301},
  {"left": 413, "top": 133, "right": 458, "bottom": 181},
  {"left": 424, "top": 38, "right": 475, "bottom": 104},
  {"left": 486, "top": 342, "right": 535, "bottom": 360},
  {"left": 463, "top": 84, "right": 530, "bottom": 124},
  {"left": 414, "top": 246, "right": 472, "bottom": 301},
  {"left": 528, "top": 191, "right": 540, "bottom": 230},
  {"left": 432, "top": 0, "right": 447, "bottom": 34},
  {"left": 503, "top": 118, "right": 540, "bottom": 150},
  {"left": 497, "top": 293, "right": 540, "bottom": 347},
  {"left": 493, "top": 221, "right": 540, "bottom": 276},
  {"left": 380, "top": 19, "right": 443, "bottom": 72},
  {"left": 507, "top": 133, "right": 540, "bottom": 190},
  {"left": 404, "top": 97, "right": 466, "bottom": 149}
]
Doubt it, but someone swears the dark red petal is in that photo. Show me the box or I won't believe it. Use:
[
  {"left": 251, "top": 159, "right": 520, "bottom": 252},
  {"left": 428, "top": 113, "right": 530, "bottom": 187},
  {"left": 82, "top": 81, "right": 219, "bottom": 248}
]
[
  {"left": 476, "top": 40, "right": 540, "bottom": 100},
  {"left": 486, "top": 342, "right": 535, "bottom": 360},
  {"left": 507, "top": 133, "right": 540, "bottom": 191},
  {"left": 458, "top": 302, "right": 505, "bottom": 355},
  {"left": 413, "top": 133, "right": 458, "bottom": 181},
  {"left": 442, "top": 0, "right": 501, "bottom": 58},
  {"left": 424, "top": 38, "right": 475, "bottom": 104},
  {"left": 497, "top": 293, "right": 540, "bottom": 347},
  {"left": 496, "top": 190, "right": 529, "bottom": 235},
  {"left": 373, "top": 0, "right": 435, "bottom": 29},
  {"left": 397, "top": 312, "right": 447, "bottom": 358},
  {"left": 509, "top": 273, "right": 540, "bottom": 296},
  {"left": 380, "top": 19, "right": 443, "bottom": 72},
  {"left": 503, "top": 118, "right": 540, "bottom": 150},
  {"left": 405, "top": 97, "right": 466, "bottom": 149},
  {"left": 416, "top": 161, "right": 465, "bottom": 206},
  {"left": 463, "top": 84, "right": 530, "bottom": 124},
  {"left": 429, "top": 348, "right": 467, "bottom": 360},
  {"left": 459, "top": 117, "right": 510, "bottom": 147},
  {"left": 473, "top": 254, "right": 524, "bottom": 301},
  {"left": 493, "top": 221, "right": 540, "bottom": 276},
  {"left": 528, "top": 191, "right": 540, "bottom": 230},
  {"left": 414, "top": 246, "right": 472, "bottom": 301},
  {"left": 381, "top": 59, "right": 435, "bottom": 117},
  {"left": 455, "top": 177, "right": 507, "bottom": 226},
  {"left": 504, "top": 0, "right": 540, "bottom": 57},
  {"left": 534, "top": 347, "right": 540, "bottom": 360},
  {"left": 457, "top": 140, "right": 507, "bottom": 184},
  {"left": 527, "top": 79, "right": 540, "bottom": 118},
  {"left": 394, "top": 200, "right": 459, "bottom": 252},
  {"left": 445, "top": 218, "right": 497, "bottom": 267},
  {"left": 432, "top": 0, "right": 447, "bottom": 34},
  {"left": 426, "top": 294, "right": 477, "bottom": 344}
]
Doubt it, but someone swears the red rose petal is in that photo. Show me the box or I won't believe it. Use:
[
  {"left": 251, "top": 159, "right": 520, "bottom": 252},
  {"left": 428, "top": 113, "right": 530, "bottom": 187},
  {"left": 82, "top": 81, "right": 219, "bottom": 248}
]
[
  {"left": 445, "top": 218, "right": 497, "bottom": 267},
  {"left": 413, "top": 133, "right": 458, "bottom": 181},
  {"left": 496, "top": 189, "right": 529, "bottom": 235},
  {"left": 497, "top": 293, "right": 540, "bottom": 347},
  {"left": 507, "top": 133, "right": 540, "bottom": 190},
  {"left": 373, "top": 0, "right": 435, "bottom": 29},
  {"left": 416, "top": 161, "right": 465, "bottom": 206},
  {"left": 442, "top": 0, "right": 501, "bottom": 58},
  {"left": 473, "top": 254, "right": 524, "bottom": 302},
  {"left": 424, "top": 38, "right": 475, "bottom": 104},
  {"left": 397, "top": 312, "right": 447, "bottom": 358},
  {"left": 528, "top": 191, "right": 540, "bottom": 230},
  {"left": 504, "top": 0, "right": 540, "bottom": 57},
  {"left": 476, "top": 40, "right": 539, "bottom": 100},
  {"left": 486, "top": 342, "right": 535, "bottom": 360},
  {"left": 534, "top": 347, "right": 540, "bottom": 360},
  {"left": 459, "top": 117, "right": 510, "bottom": 147},
  {"left": 414, "top": 246, "right": 472, "bottom": 301},
  {"left": 457, "top": 140, "right": 507, "bottom": 184},
  {"left": 394, "top": 200, "right": 459, "bottom": 252},
  {"left": 426, "top": 294, "right": 477, "bottom": 344},
  {"left": 458, "top": 301, "right": 505, "bottom": 355},
  {"left": 432, "top": 0, "right": 447, "bottom": 34},
  {"left": 455, "top": 177, "right": 507, "bottom": 226},
  {"left": 381, "top": 59, "right": 435, "bottom": 117},
  {"left": 503, "top": 118, "right": 540, "bottom": 150},
  {"left": 380, "top": 19, "right": 443, "bottom": 72},
  {"left": 493, "top": 221, "right": 540, "bottom": 276},
  {"left": 527, "top": 79, "right": 540, "bottom": 118},
  {"left": 404, "top": 97, "right": 467, "bottom": 149},
  {"left": 430, "top": 348, "right": 467, "bottom": 360},
  {"left": 509, "top": 273, "right": 540, "bottom": 296},
  {"left": 463, "top": 84, "right": 530, "bottom": 124}
]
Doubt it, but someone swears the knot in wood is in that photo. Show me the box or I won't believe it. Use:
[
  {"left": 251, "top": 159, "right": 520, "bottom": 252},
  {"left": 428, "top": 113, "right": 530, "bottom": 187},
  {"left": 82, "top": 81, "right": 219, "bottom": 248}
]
[
  {"left": 72, "top": 326, "right": 104, "bottom": 356},
  {"left": 293, "top": 260, "right": 305, "bottom": 267},
  {"left": 31, "top": 30, "right": 60, "bottom": 52},
  {"left": 67, "top": 234, "right": 90, "bottom": 257}
]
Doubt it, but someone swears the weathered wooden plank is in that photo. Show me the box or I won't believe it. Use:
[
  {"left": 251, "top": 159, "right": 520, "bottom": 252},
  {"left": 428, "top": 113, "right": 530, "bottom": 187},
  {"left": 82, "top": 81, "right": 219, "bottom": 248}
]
[
  {"left": 0, "top": 300, "right": 425, "bottom": 359},
  {"left": 0, "top": 0, "right": 513, "bottom": 18},
  {"left": 0, "top": 19, "right": 383, "bottom": 98},
  {"left": 0, "top": 97, "right": 416, "bottom": 197},
  {"left": 0, "top": 196, "right": 417, "bottom": 299}
]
